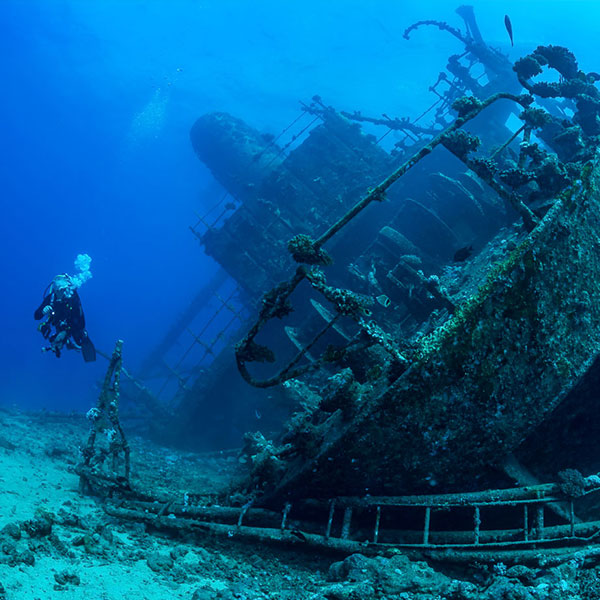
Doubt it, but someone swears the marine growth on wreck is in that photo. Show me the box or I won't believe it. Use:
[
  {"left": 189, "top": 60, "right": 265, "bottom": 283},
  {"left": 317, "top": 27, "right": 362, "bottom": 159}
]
[
  {"left": 9, "top": 3, "right": 600, "bottom": 599},
  {"left": 221, "top": 46, "right": 600, "bottom": 504},
  {"left": 94, "top": 7, "right": 600, "bottom": 566}
]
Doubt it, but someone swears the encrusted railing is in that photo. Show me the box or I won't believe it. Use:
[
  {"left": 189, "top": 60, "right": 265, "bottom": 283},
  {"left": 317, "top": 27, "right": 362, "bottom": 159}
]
[
  {"left": 235, "top": 91, "right": 541, "bottom": 389},
  {"left": 79, "top": 463, "right": 600, "bottom": 565}
]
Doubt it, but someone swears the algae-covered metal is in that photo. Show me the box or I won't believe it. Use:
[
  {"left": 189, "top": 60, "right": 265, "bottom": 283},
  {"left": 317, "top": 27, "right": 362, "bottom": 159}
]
[
  {"left": 263, "top": 163, "right": 600, "bottom": 500},
  {"left": 184, "top": 26, "right": 600, "bottom": 503},
  {"left": 225, "top": 37, "right": 600, "bottom": 501}
]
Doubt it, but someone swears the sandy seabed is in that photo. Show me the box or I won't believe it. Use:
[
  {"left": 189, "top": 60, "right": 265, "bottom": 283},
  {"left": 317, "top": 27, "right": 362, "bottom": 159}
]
[
  {"left": 3, "top": 406, "right": 600, "bottom": 600},
  {"left": 0, "top": 407, "right": 327, "bottom": 600}
]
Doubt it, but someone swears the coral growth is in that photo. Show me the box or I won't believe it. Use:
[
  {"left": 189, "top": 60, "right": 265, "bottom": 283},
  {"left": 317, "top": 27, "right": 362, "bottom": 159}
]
[
  {"left": 534, "top": 44, "right": 579, "bottom": 79},
  {"left": 260, "top": 284, "right": 294, "bottom": 319},
  {"left": 241, "top": 432, "right": 288, "bottom": 490},
  {"left": 235, "top": 339, "right": 276, "bottom": 363},
  {"left": 498, "top": 167, "right": 535, "bottom": 189},
  {"left": 452, "top": 95, "right": 483, "bottom": 118},
  {"left": 513, "top": 55, "right": 544, "bottom": 79},
  {"left": 519, "top": 107, "right": 552, "bottom": 129},
  {"left": 287, "top": 234, "right": 333, "bottom": 266},
  {"left": 441, "top": 129, "right": 481, "bottom": 159},
  {"left": 306, "top": 269, "right": 372, "bottom": 318}
]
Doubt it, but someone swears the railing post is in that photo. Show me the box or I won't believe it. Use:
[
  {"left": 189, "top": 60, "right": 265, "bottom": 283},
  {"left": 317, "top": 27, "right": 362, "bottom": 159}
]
[
  {"left": 423, "top": 507, "right": 431, "bottom": 545},
  {"left": 237, "top": 500, "right": 253, "bottom": 528},
  {"left": 570, "top": 500, "right": 575, "bottom": 537},
  {"left": 523, "top": 504, "right": 529, "bottom": 541},
  {"left": 373, "top": 506, "right": 381, "bottom": 543},
  {"left": 325, "top": 499, "right": 336, "bottom": 539},
  {"left": 281, "top": 502, "right": 292, "bottom": 532},
  {"left": 535, "top": 504, "right": 544, "bottom": 540},
  {"left": 341, "top": 507, "right": 353, "bottom": 540},
  {"left": 474, "top": 506, "right": 481, "bottom": 545}
]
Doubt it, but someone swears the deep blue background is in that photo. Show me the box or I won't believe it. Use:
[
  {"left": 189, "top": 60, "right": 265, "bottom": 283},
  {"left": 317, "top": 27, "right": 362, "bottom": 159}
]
[{"left": 0, "top": 0, "right": 594, "bottom": 412}]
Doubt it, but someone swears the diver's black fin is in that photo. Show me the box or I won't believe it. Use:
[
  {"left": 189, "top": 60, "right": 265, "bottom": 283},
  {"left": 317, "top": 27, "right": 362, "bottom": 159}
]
[{"left": 81, "top": 337, "right": 97, "bottom": 362}]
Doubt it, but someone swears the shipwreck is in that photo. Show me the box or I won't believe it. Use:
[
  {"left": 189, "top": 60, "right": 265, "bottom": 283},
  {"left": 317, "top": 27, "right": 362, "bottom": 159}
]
[{"left": 79, "top": 6, "right": 600, "bottom": 565}]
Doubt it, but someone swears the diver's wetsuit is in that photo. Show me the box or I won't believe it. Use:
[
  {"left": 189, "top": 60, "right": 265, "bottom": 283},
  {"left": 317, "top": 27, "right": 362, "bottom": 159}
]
[{"left": 34, "top": 289, "right": 96, "bottom": 362}]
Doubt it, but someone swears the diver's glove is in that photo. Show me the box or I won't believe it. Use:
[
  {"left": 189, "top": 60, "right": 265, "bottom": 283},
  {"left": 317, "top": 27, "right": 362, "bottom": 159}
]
[{"left": 42, "top": 305, "right": 53, "bottom": 316}]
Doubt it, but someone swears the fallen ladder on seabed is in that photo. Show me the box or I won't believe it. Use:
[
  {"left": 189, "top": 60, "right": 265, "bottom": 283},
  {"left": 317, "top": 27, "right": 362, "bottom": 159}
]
[{"left": 79, "top": 466, "right": 600, "bottom": 566}]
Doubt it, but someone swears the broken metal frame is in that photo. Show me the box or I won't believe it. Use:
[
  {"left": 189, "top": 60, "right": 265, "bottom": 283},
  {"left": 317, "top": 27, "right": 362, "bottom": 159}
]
[
  {"left": 190, "top": 109, "right": 324, "bottom": 238},
  {"left": 154, "top": 285, "right": 247, "bottom": 401},
  {"left": 81, "top": 464, "right": 600, "bottom": 564},
  {"left": 235, "top": 91, "right": 537, "bottom": 389},
  {"left": 80, "top": 340, "right": 131, "bottom": 492},
  {"left": 340, "top": 36, "right": 510, "bottom": 154},
  {"left": 338, "top": 48, "right": 485, "bottom": 151},
  {"left": 313, "top": 481, "right": 595, "bottom": 546},
  {"left": 190, "top": 190, "right": 237, "bottom": 235},
  {"left": 403, "top": 19, "right": 469, "bottom": 46},
  {"left": 106, "top": 269, "right": 249, "bottom": 429},
  {"left": 342, "top": 10, "right": 517, "bottom": 154}
]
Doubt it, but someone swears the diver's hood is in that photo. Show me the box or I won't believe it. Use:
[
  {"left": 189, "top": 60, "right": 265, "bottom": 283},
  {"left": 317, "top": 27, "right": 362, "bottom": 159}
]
[{"left": 51, "top": 274, "right": 75, "bottom": 299}]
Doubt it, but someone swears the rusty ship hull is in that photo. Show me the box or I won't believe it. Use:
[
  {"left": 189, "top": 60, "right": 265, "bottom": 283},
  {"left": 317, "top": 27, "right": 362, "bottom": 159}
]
[{"left": 263, "top": 163, "right": 600, "bottom": 500}]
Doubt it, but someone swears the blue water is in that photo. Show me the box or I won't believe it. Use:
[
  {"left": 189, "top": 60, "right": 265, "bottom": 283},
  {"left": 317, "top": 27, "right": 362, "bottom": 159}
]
[{"left": 0, "top": 0, "right": 595, "bottom": 412}]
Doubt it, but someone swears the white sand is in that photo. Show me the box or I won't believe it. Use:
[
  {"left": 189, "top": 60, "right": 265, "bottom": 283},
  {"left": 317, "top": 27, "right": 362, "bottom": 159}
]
[{"left": 0, "top": 409, "right": 324, "bottom": 600}]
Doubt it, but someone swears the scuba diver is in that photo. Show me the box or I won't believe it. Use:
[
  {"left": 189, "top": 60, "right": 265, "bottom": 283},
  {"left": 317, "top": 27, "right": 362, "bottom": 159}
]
[{"left": 34, "top": 255, "right": 96, "bottom": 362}]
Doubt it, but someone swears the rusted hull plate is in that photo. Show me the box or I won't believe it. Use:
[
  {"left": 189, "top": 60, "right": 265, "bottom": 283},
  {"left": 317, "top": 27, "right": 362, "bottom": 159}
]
[{"left": 268, "top": 163, "right": 600, "bottom": 500}]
